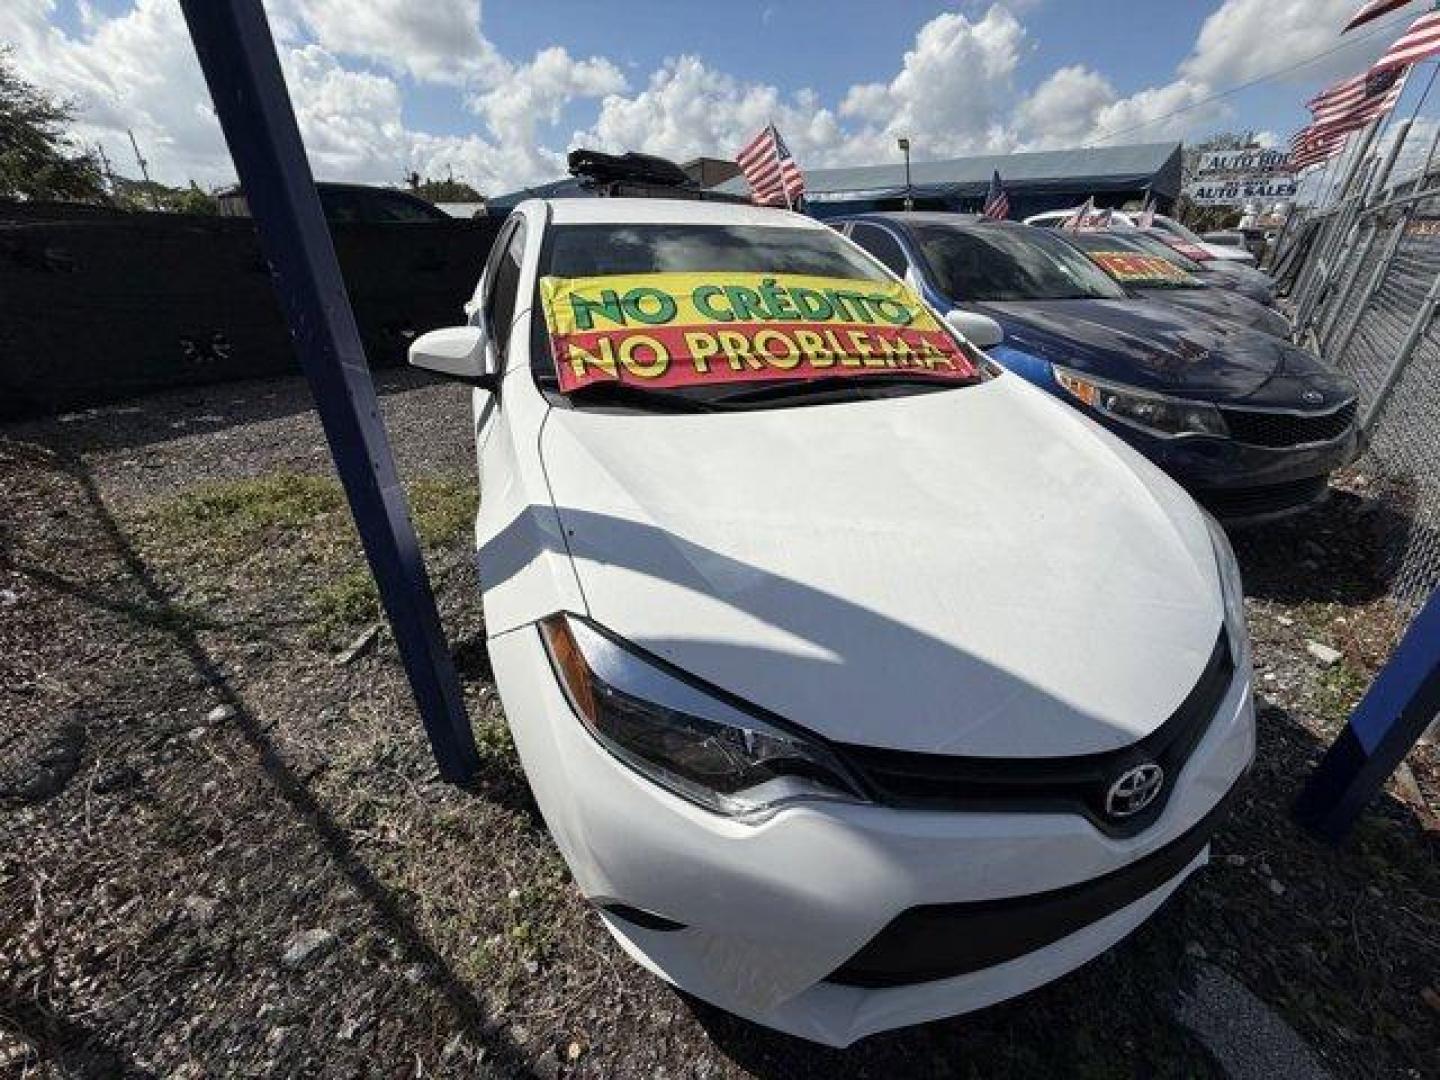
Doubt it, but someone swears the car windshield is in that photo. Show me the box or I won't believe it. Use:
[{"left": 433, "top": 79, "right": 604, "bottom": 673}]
[
  {"left": 916, "top": 224, "right": 1128, "bottom": 303},
  {"left": 1155, "top": 216, "right": 1207, "bottom": 245},
  {"left": 531, "top": 221, "right": 983, "bottom": 411},
  {"left": 1120, "top": 231, "right": 1206, "bottom": 273},
  {"left": 1065, "top": 233, "right": 1203, "bottom": 289},
  {"left": 542, "top": 222, "right": 888, "bottom": 280}
]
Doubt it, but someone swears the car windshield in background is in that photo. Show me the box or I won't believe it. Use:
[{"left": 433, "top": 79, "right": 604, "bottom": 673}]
[
  {"left": 1154, "top": 217, "right": 1209, "bottom": 246},
  {"left": 1066, "top": 233, "right": 1203, "bottom": 290},
  {"left": 1119, "top": 231, "right": 1207, "bottom": 273},
  {"left": 916, "top": 224, "right": 1129, "bottom": 303},
  {"left": 532, "top": 223, "right": 980, "bottom": 410}
]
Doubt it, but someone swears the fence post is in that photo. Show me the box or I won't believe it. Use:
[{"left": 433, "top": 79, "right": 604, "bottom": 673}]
[
  {"left": 178, "top": 0, "right": 480, "bottom": 782},
  {"left": 1295, "top": 122, "right": 1382, "bottom": 332},
  {"left": 1316, "top": 121, "right": 1415, "bottom": 348},
  {"left": 1331, "top": 214, "right": 1408, "bottom": 361},
  {"left": 1360, "top": 268, "right": 1440, "bottom": 432},
  {"left": 1318, "top": 218, "right": 1379, "bottom": 349}
]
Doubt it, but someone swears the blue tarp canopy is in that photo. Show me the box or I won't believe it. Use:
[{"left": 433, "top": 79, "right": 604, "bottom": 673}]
[{"left": 710, "top": 141, "right": 1183, "bottom": 218}]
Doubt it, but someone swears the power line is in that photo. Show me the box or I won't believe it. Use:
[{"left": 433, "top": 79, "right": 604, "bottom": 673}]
[{"left": 1085, "top": 10, "right": 1419, "bottom": 147}]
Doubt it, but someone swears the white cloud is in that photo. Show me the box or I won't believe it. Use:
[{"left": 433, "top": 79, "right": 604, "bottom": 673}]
[
  {"left": 0, "top": 0, "right": 627, "bottom": 192},
  {"left": 469, "top": 46, "right": 626, "bottom": 180},
  {"left": 578, "top": 55, "right": 845, "bottom": 165},
  {"left": 838, "top": 5, "right": 1026, "bottom": 157},
  {"left": 1180, "top": 0, "right": 1390, "bottom": 89},
  {"left": 1013, "top": 65, "right": 1116, "bottom": 147},
  {"left": 0, "top": 0, "right": 226, "bottom": 181},
  {"left": 3, "top": 0, "right": 1362, "bottom": 196},
  {"left": 287, "top": 0, "right": 501, "bottom": 85}
]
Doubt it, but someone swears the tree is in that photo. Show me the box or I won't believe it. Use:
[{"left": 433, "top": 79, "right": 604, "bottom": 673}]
[
  {"left": 111, "top": 176, "right": 220, "bottom": 215},
  {"left": 413, "top": 177, "right": 485, "bottom": 203},
  {"left": 0, "top": 48, "right": 105, "bottom": 202}
]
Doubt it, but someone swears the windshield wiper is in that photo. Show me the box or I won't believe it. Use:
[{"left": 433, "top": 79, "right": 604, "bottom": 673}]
[
  {"left": 564, "top": 381, "right": 717, "bottom": 413},
  {"left": 708, "top": 372, "right": 973, "bottom": 407}
]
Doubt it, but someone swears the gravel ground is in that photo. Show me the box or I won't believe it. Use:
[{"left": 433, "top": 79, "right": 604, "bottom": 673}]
[{"left": 1, "top": 370, "right": 1437, "bottom": 1078}]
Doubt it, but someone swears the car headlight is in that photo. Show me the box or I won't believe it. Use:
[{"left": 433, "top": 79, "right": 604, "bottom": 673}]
[
  {"left": 1053, "top": 366, "right": 1228, "bottom": 439},
  {"left": 540, "top": 614, "right": 869, "bottom": 821},
  {"left": 1203, "top": 513, "right": 1251, "bottom": 674}
]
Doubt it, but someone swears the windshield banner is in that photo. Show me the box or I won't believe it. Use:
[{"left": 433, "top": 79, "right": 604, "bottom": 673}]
[
  {"left": 1087, "top": 251, "right": 1197, "bottom": 286},
  {"left": 538, "top": 271, "right": 976, "bottom": 392}
]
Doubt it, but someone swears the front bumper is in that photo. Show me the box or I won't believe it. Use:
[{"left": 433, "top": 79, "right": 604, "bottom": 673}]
[
  {"left": 1090, "top": 414, "right": 1360, "bottom": 524},
  {"left": 489, "top": 623, "right": 1255, "bottom": 1046}
]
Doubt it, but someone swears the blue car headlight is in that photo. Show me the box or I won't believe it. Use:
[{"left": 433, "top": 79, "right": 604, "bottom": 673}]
[
  {"left": 1053, "top": 365, "right": 1228, "bottom": 439},
  {"left": 540, "top": 614, "right": 869, "bottom": 821}
]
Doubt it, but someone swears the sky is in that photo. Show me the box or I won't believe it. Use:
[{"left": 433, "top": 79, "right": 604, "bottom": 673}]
[{"left": 3, "top": 0, "right": 1438, "bottom": 196}]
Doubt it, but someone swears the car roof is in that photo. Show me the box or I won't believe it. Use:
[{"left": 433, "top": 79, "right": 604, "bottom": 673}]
[
  {"left": 536, "top": 197, "right": 826, "bottom": 229},
  {"left": 844, "top": 211, "right": 1023, "bottom": 233},
  {"left": 845, "top": 211, "right": 985, "bottom": 225}
]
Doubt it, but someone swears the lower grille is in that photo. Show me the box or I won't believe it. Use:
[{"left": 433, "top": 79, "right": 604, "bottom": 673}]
[
  {"left": 833, "top": 630, "right": 1233, "bottom": 838},
  {"left": 1220, "top": 400, "right": 1356, "bottom": 448},
  {"left": 1196, "top": 476, "right": 1329, "bottom": 521},
  {"left": 825, "top": 786, "right": 1239, "bottom": 988}
]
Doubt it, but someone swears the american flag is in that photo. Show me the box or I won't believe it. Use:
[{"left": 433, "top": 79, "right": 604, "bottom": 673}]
[
  {"left": 1371, "top": 10, "right": 1440, "bottom": 73},
  {"left": 982, "top": 169, "right": 1010, "bottom": 219},
  {"left": 1289, "top": 125, "right": 1348, "bottom": 170},
  {"left": 736, "top": 124, "right": 806, "bottom": 208},
  {"left": 1308, "top": 65, "right": 1405, "bottom": 136},
  {"left": 1343, "top": 0, "right": 1415, "bottom": 33},
  {"left": 1065, "top": 196, "right": 1102, "bottom": 231}
]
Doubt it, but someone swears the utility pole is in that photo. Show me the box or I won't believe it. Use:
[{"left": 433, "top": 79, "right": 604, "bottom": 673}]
[
  {"left": 898, "top": 136, "right": 913, "bottom": 211},
  {"left": 95, "top": 142, "right": 116, "bottom": 199},
  {"left": 126, "top": 128, "right": 161, "bottom": 210}
]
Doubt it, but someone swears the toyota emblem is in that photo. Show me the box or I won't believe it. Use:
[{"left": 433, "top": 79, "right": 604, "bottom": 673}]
[
  {"left": 1105, "top": 763, "right": 1165, "bottom": 818},
  {"left": 1302, "top": 389, "right": 1324, "bottom": 406}
]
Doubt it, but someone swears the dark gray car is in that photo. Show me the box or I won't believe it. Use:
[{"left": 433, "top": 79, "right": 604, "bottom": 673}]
[{"left": 1060, "top": 230, "right": 1290, "bottom": 339}]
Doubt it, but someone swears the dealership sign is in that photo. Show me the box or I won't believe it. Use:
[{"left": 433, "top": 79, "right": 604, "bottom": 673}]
[{"left": 1184, "top": 147, "right": 1296, "bottom": 207}]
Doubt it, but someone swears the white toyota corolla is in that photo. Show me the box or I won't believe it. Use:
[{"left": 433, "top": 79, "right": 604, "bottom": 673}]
[{"left": 409, "top": 197, "right": 1255, "bottom": 1047}]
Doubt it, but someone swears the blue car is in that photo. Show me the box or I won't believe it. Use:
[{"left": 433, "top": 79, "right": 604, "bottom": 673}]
[{"left": 835, "top": 212, "right": 1360, "bottom": 524}]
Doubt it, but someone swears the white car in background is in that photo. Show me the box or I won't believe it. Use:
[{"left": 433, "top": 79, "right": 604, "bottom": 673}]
[
  {"left": 408, "top": 196, "right": 1255, "bottom": 1047},
  {"left": 1024, "top": 207, "right": 1259, "bottom": 265}
]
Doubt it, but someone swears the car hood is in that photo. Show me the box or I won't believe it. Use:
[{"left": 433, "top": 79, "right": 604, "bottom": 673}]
[
  {"left": 1200, "top": 263, "right": 1275, "bottom": 305},
  {"left": 539, "top": 378, "right": 1224, "bottom": 757},
  {"left": 1140, "top": 287, "right": 1290, "bottom": 339},
  {"left": 976, "top": 297, "right": 1341, "bottom": 405}
]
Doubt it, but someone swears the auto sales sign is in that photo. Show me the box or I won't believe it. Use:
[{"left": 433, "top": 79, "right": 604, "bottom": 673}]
[
  {"left": 539, "top": 272, "right": 977, "bottom": 391},
  {"left": 1183, "top": 148, "right": 1296, "bottom": 207}
]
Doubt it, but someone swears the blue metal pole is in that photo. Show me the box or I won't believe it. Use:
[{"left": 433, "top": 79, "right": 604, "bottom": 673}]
[
  {"left": 1296, "top": 592, "right": 1440, "bottom": 841},
  {"left": 179, "top": 0, "right": 478, "bottom": 782}
]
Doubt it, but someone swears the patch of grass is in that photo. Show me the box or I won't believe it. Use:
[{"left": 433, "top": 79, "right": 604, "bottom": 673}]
[
  {"left": 141, "top": 470, "right": 476, "bottom": 646},
  {"left": 309, "top": 566, "right": 380, "bottom": 643},
  {"left": 408, "top": 476, "right": 475, "bottom": 549},
  {"left": 1313, "top": 661, "right": 1371, "bottom": 727},
  {"left": 144, "top": 472, "right": 347, "bottom": 563}
]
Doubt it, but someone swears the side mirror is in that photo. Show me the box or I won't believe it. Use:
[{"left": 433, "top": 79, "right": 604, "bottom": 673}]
[
  {"left": 409, "top": 325, "right": 495, "bottom": 385},
  {"left": 945, "top": 309, "right": 1004, "bottom": 349}
]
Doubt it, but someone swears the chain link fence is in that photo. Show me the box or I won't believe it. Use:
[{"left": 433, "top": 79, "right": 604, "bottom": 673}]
[{"left": 1282, "top": 127, "right": 1440, "bottom": 611}]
